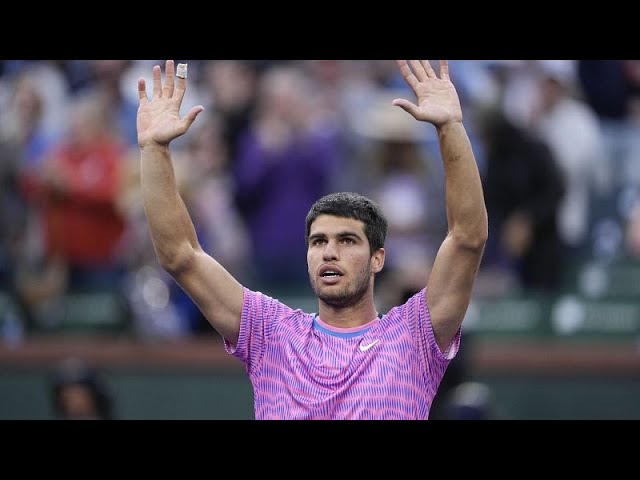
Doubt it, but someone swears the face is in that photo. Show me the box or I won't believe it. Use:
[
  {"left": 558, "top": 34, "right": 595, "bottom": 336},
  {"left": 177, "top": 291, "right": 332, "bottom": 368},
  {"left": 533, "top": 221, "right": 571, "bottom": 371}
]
[
  {"left": 307, "top": 215, "right": 384, "bottom": 308},
  {"left": 59, "top": 384, "right": 100, "bottom": 420}
]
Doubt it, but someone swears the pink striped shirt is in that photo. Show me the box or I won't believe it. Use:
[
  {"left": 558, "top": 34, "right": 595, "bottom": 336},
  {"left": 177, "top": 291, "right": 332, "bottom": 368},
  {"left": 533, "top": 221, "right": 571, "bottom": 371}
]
[{"left": 224, "top": 287, "right": 460, "bottom": 419}]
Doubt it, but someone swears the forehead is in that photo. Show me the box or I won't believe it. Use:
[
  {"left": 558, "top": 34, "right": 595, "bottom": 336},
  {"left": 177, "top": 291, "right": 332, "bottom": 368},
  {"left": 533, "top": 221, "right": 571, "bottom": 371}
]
[{"left": 309, "top": 214, "right": 366, "bottom": 236}]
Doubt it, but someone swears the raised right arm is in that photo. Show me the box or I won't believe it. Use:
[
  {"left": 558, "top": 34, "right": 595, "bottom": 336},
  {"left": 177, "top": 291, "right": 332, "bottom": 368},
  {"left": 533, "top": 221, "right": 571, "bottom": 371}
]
[{"left": 138, "top": 60, "right": 243, "bottom": 344}]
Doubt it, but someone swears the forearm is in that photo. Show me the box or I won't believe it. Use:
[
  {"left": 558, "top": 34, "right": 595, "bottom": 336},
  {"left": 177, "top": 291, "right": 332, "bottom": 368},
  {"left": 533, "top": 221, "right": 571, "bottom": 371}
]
[
  {"left": 140, "top": 144, "right": 200, "bottom": 272},
  {"left": 437, "top": 121, "right": 488, "bottom": 249}
]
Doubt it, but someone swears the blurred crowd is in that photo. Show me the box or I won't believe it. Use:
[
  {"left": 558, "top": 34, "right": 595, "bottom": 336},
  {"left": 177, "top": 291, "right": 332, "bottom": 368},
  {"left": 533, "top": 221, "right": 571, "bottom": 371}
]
[{"left": 1, "top": 59, "right": 639, "bottom": 343}]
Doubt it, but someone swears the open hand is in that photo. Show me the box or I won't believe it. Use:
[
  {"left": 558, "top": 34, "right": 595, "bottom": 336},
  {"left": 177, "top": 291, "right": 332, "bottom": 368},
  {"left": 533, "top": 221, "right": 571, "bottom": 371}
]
[
  {"left": 393, "top": 60, "right": 463, "bottom": 127},
  {"left": 137, "top": 60, "right": 204, "bottom": 148}
]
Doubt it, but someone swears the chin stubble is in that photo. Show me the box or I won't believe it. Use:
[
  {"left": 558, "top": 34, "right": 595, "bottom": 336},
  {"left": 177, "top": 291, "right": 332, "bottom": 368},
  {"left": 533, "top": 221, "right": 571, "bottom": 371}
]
[{"left": 310, "top": 263, "right": 371, "bottom": 308}]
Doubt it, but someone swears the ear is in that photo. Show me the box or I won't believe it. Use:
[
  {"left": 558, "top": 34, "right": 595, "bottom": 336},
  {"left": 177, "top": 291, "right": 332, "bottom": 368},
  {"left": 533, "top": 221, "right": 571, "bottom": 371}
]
[{"left": 371, "top": 248, "right": 385, "bottom": 274}]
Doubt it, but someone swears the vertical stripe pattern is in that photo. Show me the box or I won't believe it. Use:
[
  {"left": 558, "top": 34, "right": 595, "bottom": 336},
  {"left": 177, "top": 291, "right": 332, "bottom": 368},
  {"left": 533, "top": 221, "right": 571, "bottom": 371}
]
[{"left": 224, "top": 287, "right": 460, "bottom": 419}]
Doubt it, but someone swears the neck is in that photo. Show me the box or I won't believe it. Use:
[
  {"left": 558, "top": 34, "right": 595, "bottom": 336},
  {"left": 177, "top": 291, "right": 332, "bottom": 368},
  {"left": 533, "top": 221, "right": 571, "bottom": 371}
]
[{"left": 317, "top": 292, "right": 378, "bottom": 329}]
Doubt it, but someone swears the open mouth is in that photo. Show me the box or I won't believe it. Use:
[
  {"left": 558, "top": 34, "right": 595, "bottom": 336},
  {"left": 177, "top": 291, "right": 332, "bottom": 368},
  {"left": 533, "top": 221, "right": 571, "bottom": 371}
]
[
  {"left": 321, "top": 270, "right": 342, "bottom": 278},
  {"left": 319, "top": 265, "right": 344, "bottom": 282},
  {"left": 319, "top": 265, "right": 344, "bottom": 278}
]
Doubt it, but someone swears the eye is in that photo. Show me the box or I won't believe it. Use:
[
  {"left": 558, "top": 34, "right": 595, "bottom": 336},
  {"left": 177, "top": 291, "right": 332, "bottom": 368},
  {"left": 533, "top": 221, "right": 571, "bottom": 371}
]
[
  {"left": 341, "top": 238, "right": 356, "bottom": 245},
  {"left": 311, "top": 238, "right": 326, "bottom": 246}
]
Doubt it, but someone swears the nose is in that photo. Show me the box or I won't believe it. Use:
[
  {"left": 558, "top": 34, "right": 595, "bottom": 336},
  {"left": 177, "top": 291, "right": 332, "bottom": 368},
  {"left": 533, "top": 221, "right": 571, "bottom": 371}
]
[{"left": 322, "top": 240, "right": 339, "bottom": 261}]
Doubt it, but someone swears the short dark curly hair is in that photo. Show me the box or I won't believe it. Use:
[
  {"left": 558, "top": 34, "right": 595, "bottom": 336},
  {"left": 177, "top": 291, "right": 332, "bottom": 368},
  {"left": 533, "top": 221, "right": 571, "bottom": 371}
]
[{"left": 305, "top": 192, "right": 388, "bottom": 254}]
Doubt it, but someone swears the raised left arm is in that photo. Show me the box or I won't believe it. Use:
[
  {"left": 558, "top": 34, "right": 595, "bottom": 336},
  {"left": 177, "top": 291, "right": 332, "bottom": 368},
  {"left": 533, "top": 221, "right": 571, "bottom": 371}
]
[{"left": 394, "top": 60, "right": 488, "bottom": 351}]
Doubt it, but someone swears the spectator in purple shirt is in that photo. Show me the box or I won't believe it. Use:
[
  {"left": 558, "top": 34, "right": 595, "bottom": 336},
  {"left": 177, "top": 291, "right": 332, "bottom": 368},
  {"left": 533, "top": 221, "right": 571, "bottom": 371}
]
[{"left": 232, "top": 65, "right": 339, "bottom": 291}]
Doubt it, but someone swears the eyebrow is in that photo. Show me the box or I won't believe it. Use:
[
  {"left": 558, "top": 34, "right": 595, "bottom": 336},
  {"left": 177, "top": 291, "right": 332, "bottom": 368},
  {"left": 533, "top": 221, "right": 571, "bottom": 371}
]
[{"left": 309, "top": 231, "right": 363, "bottom": 242}]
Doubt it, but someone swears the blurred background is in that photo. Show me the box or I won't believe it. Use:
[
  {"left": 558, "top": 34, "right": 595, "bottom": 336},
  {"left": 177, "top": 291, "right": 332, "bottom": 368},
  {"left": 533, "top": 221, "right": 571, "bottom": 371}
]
[{"left": 0, "top": 59, "right": 639, "bottom": 420}]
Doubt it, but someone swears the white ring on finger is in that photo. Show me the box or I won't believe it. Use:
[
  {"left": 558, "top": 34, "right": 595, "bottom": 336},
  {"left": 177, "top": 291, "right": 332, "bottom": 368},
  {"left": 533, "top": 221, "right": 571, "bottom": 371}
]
[{"left": 176, "top": 63, "right": 188, "bottom": 79}]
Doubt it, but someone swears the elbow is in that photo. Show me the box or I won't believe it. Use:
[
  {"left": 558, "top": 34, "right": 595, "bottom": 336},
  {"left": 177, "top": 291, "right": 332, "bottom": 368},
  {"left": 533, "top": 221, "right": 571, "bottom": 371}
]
[
  {"left": 460, "top": 231, "right": 488, "bottom": 253},
  {"left": 156, "top": 244, "right": 197, "bottom": 276},
  {"left": 474, "top": 223, "right": 490, "bottom": 252},
  {"left": 474, "top": 209, "right": 490, "bottom": 249},
  {"left": 452, "top": 218, "right": 488, "bottom": 252},
  {"left": 475, "top": 230, "right": 489, "bottom": 252},
  {"left": 473, "top": 218, "right": 489, "bottom": 250}
]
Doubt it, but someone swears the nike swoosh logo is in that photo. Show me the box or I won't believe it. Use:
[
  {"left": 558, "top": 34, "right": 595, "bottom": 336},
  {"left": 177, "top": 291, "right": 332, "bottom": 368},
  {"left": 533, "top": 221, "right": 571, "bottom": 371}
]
[{"left": 359, "top": 340, "right": 379, "bottom": 352}]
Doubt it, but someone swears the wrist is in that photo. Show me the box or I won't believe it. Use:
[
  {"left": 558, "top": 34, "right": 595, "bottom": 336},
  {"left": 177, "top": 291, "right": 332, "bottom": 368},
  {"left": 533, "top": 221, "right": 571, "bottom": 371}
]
[
  {"left": 435, "top": 119, "right": 464, "bottom": 132},
  {"left": 139, "top": 142, "right": 170, "bottom": 154}
]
